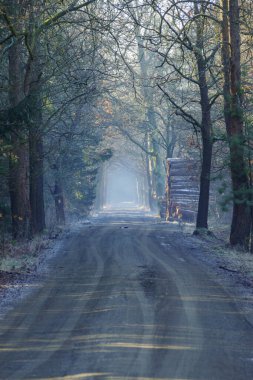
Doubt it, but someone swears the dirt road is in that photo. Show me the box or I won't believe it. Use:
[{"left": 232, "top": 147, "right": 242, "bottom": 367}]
[{"left": 0, "top": 213, "right": 252, "bottom": 379}]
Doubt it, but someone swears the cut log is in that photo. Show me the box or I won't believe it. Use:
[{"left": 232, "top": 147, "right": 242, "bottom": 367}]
[{"left": 166, "top": 158, "right": 200, "bottom": 221}]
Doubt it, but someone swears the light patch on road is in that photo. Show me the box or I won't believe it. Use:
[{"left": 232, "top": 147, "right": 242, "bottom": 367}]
[
  {"left": 33, "top": 373, "right": 108, "bottom": 380},
  {"left": 109, "top": 377, "right": 189, "bottom": 380},
  {"left": 99, "top": 342, "right": 195, "bottom": 350},
  {"left": 244, "top": 357, "right": 253, "bottom": 362},
  {"left": 0, "top": 284, "right": 40, "bottom": 289}
]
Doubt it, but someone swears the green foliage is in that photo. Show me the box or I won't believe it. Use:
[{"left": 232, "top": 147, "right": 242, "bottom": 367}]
[
  {"left": 218, "top": 181, "right": 228, "bottom": 195},
  {"left": 99, "top": 148, "right": 113, "bottom": 161}
]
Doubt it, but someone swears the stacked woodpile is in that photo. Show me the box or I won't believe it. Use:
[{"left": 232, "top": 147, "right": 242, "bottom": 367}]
[{"left": 166, "top": 158, "right": 200, "bottom": 222}]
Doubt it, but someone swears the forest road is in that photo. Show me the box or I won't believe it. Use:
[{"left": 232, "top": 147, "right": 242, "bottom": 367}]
[{"left": 0, "top": 212, "right": 253, "bottom": 380}]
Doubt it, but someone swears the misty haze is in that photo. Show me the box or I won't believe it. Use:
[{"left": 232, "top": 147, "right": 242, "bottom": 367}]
[{"left": 104, "top": 164, "right": 139, "bottom": 209}]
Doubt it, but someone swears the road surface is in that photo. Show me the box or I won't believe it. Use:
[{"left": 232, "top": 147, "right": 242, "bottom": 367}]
[{"left": 0, "top": 213, "right": 253, "bottom": 379}]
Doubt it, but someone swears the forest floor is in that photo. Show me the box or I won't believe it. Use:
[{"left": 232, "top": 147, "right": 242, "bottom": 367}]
[{"left": 0, "top": 225, "right": 71, "bottom": 318}]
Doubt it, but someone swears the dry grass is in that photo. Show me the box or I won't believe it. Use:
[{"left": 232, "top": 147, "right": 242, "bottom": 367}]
[
  {"left": 0, "top": 223, "right": 63, "bottom": 274},
  {"left": 208, "top": 224, "right": 253, "bottom": 283},
  {"left": 0, "top": 236, "right": 51, "bottom": 273},
  {"left": 213, "top": 244, "right": 253, "bottom": 283}
]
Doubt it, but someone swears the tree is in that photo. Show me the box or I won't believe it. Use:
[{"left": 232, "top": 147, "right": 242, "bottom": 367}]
[
  {"left": 221, "top": 0, "right": 251, "bottom": 249},
  {"left": 7, "top": 1, "right": 30, "bottom": 238},
  {"left": 146, "top": 0, "right": 221, "bottom": 230},
  {"left": 0, "top": 0, "right": 103, "bottom": 236}
]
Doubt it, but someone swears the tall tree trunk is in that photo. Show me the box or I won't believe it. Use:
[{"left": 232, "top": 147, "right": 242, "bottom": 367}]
[
  {"left": 196, "top": 126, "right": 212, "bottom": 229},
  {"left": 194, "top": 2, "right": 213, "bottom": 230},
  {"left": 146, "top": 153, "right": 154, "bottom": 210},
  {"left": 29, "top": 121, "right": 46, "bottom": 234},
  {"left": 135, "top": 23, "right": 162, "bottom": 206},
  {"left": 195, "top": 62, "right": 213, "bottom": 229},
  {"left": 166, "top": 120, "right": 176, "bottom": 159},
  {"left": 24, "top": 38, "right": 46, "bottom": 234},
  {"left": 145, "top": 133, "right": 155, "bottom": 210},
  {"left": 222, "top": 0, "right": 251, "bottom": 249},
  {"left": 147, "top": 107, "right": 163, "bottom": 197},
  {"left": 8, "top": 40, "right": 30, "bottom": 239}
]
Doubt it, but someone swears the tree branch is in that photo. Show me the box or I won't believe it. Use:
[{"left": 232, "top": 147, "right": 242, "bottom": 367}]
[{"left": 157, "top": 84, "right": 201, "bottom": 129}]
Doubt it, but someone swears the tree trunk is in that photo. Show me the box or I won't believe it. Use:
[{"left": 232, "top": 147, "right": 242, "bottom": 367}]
[
  {"left": 8, "top": 41, "right": 30, "bottom": 239},
  {"left": 195, "top": 65, "right": 212, "bottom": 229},
  {"left": 147, "top": 107, "right": 163, "bottom": 197},
  {"left": 145, "top": 133, "right": 155, "bottom": 210},
  {"left": 196, "top": 129, "right": 212, "bottom": 229},
  {"left": 194, "top": 2, "right": 213, "bottom": 230},
  {"left": 222, "top": 0, "right": 251, "bottom": 249},
  {"left": 28, "top": 91, "right": 45, "bottom": 234},
  {"left": 24, "top": 36, "right": 46, "bottom": 235},
  {"left": 53, "top": 179, "right": 65, "bottom": 224},
  {"left": 146, "top": 152, "right": 154, "bottom": 210},
  {"left": 29, "top": 123, "right": 45, "bottom": 234},
  {"left": 166, "top": 121, "right": 176, "bottom": 159}
]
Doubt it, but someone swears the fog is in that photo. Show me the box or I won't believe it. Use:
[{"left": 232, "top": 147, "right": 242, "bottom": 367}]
[{"left": 102, "top": 164, "right": 146, "bottom": 211}]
